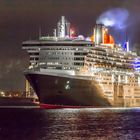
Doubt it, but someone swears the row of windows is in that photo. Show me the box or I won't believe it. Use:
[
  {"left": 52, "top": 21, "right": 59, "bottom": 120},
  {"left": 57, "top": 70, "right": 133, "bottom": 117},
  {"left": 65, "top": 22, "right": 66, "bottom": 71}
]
[
  {"left": 87, "top": 59, "right": 133, "bottom": 69},
  {"left": 46, "top": 62, "right": 84, "bottom": 67},
  {"left": 29, "top": 52, "right": 39, "bottom": 55},
  {"left": 41, "top": 48, "right": 89, "bottom": 51},
  {"left": 88, "top": 54, "right": 131, "bottom": 64},
  {"left": 42, "top": 48, "right": 83, "bottom": 50},
  {"left": 46, "top": 57, "right": 59, "bottom": 60},
  {"left": 74, "top": 62, "right": 84, "bottom": 66},
  {"left": 74, "top": 57, "right": 84, "bottom": 60},
  {"left": 46, "top": 62, "right": 83, "bottom": 66},
  {"left": 74, "top": 52, "right": 87, "bottom": 55},
  {"left": 26, "top": 48, "right": 39, "bottom": 51},
  {"left": 23, "top": 43, "right": 91, "bottom": 46},
  {"left": 30, "top": 58, "right": 39, "bottom": 61},
  {"left": 89, "top": 51, "right": 133, "bottom": 62},
  {"left": 41, "top": 52, "right": 88, "bottom": 55},
  {"left": 40, "top": 57, "right": 85, "bottom": 61},
  {"left": 44, "top": 52, "right": 73, "bottom": 55}
]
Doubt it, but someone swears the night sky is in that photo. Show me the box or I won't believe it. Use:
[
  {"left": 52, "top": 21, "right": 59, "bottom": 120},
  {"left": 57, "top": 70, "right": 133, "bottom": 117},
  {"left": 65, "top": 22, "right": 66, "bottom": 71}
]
[{"left": 1, "top": 0, "right": 140, "bottom": 91}]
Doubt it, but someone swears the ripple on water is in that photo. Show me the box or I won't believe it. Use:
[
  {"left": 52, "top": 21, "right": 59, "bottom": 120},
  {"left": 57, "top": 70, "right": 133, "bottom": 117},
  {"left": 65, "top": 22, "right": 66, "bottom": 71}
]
[{"left": 0, "top": 108, "right": 140, "bottom": 140}]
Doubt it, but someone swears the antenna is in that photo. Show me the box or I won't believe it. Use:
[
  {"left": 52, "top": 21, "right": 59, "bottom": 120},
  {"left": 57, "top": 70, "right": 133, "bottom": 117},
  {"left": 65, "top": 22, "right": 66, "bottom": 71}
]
[
  {"left": 53, "top": 28, "right": 57, "bottom": 37},
  {"left": 125, "top": 31, "right": 129, "bottom": 52}
]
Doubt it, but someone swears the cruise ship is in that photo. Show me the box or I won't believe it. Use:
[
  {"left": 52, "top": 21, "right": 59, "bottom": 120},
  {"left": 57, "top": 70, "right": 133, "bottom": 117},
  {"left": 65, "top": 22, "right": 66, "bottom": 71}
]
[{"left": 23, "top": 16, "right": 140, "bottom": 108}]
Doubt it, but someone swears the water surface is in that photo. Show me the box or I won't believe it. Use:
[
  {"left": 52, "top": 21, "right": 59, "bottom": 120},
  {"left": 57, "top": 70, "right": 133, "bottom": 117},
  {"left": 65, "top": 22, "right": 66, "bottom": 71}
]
[{"left": 0, "top": 107, "right": 140, "bottom": 140}]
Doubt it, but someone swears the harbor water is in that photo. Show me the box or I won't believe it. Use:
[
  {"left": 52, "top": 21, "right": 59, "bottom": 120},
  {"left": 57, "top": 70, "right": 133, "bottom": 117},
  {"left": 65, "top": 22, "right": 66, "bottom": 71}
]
[{"left": 0, "top": 107, "right": 140, "bottom": 140}]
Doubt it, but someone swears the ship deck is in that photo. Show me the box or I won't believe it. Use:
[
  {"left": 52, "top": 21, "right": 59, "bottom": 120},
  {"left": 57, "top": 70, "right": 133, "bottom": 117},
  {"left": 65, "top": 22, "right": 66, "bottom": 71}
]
[{"left": 24, "top": 69, "right": 92, "bottom": 80}]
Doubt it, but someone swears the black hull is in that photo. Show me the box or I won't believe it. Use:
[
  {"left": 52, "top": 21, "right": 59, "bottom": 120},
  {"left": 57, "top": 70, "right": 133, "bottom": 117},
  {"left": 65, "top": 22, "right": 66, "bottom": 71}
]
[{"left": 25, "top": 72, "right": 111, "bottom": 107}]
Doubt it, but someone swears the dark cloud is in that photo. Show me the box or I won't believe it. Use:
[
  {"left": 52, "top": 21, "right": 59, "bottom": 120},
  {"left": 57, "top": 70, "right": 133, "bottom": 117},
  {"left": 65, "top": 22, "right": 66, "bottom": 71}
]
[{"left": 0, "top": 0, "right": 140, "bottom": 90}]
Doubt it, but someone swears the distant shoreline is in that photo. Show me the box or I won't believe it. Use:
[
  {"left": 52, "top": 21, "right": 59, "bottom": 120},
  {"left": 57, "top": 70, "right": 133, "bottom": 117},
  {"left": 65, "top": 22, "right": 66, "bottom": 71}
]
[{"left": 0, "top": 97, "right": 39, "bottom": 106}]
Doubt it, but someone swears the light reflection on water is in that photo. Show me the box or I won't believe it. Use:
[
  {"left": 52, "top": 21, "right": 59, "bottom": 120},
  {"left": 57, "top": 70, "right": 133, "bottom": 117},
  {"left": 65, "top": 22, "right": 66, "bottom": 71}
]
[
  {"left": 42, "top": 108, "right": 140, "bottom": 140},
  {"left": 0, "top": 107, "right": 140, "bottom": 140}
]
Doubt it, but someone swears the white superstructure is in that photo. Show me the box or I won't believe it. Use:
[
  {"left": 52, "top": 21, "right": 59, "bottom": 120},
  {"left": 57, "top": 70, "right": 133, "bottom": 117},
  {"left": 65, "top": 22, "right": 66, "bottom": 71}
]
[{"left": 22, "top": 16, "right": 140, "bottom": 107}]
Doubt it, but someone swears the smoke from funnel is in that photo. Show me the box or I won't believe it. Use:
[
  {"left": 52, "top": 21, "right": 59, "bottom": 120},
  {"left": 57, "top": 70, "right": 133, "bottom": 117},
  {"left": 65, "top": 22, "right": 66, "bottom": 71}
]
[{"left": 96, "top": 8, "right": 129, "bottom": 30}]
